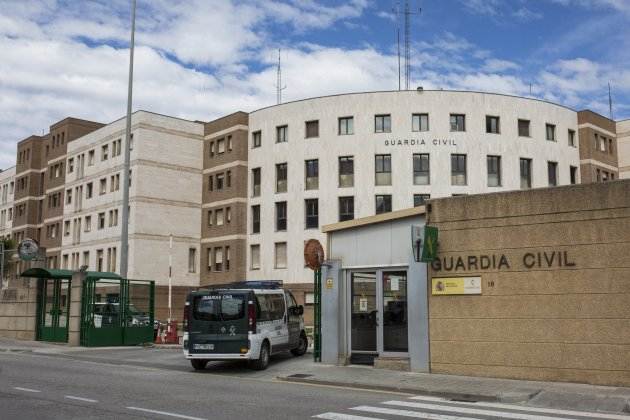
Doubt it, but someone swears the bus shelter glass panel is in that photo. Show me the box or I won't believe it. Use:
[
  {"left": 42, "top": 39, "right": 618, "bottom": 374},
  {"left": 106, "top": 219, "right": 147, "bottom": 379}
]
[
  {"left": 382, "top": 271, "right": 408, "bottom": 352},
  {"left": 350, "top": 272, "right": 377, "bottom": 353}
]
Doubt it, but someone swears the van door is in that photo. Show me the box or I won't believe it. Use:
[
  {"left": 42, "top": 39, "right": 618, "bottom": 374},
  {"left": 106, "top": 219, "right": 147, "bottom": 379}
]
[
  {"left": 188, "top": 292, "right": 250, "bottom": 355},
  {"left": 256, "top": 293, "right": 289, "bottom": 352},
  {"left": 286, "top": 292, "right": 301, "bottom": 349}
]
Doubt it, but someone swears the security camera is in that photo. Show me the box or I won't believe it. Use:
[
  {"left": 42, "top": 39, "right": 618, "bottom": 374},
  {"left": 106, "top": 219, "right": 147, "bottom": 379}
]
[{"left": 416, "top": 86, "right": 424, "bottom": 92}]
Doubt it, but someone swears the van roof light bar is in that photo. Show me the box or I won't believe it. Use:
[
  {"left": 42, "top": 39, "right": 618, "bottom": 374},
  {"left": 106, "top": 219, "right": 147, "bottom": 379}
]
[{"left": 205, "top": 280, "right": 283, "bottom": 290}]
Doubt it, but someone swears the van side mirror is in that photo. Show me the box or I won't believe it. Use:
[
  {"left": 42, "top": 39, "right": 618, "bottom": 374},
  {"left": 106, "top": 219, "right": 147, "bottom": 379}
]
[{"left": 297, "top": 305, "right": 304, "bottom": 315}]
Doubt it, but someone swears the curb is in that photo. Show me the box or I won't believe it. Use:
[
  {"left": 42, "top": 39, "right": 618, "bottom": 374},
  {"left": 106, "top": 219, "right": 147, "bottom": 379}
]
[{"left": 276, "top": 376, "right": 537, "bottom": 403}]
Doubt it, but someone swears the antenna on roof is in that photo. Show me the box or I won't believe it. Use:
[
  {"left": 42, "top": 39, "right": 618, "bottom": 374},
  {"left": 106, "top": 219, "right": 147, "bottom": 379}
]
[
  {"left": 393, "top": 1, "right": 401, "bottom": 90},
  {"left": 403, "top": 1, "right": 420, "bottom": 90},
  {"left": 608, "top": 82, "right": 614, "bottom": 120},
  {"left": 276, "top": 48, "right": 287, "bottom": 105},
  {"left": 529, "top": 83, "right": 532, "bottom": 96}
]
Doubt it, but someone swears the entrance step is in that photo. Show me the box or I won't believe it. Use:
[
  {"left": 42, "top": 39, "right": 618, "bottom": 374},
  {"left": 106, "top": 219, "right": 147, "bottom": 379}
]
[
  {"left": 373, "top": 356, "right": 410, "bottom": 371},
  {"left": 350, "top": 353, "right": 376, "bottom": 365}
]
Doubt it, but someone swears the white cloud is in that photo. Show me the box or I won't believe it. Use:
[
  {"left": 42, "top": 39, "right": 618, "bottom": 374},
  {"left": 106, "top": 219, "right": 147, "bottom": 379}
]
[
  {"left": 513, "top": 7, "right": 544, "bottom": 20},
  {"left": 461, "top": 0, "right": 501, "bottom": 16},
  {"left": 482, "top": 58, "right": 520, "bottom": 72}
]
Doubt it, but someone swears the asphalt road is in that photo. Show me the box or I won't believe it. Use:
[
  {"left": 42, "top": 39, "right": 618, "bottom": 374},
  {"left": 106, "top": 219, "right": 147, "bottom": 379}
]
[{"left": 0, "top": 350, "right": 408, "bottom": 420}]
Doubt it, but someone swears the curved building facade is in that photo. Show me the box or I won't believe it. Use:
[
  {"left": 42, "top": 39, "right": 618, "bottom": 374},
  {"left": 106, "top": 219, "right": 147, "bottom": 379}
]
[{"left": 246, "top": 90, "right": 581, "bottom": 284}]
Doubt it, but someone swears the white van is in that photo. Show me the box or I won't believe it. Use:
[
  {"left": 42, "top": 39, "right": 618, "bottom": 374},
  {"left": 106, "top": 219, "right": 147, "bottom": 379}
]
[{"left": 183, "top": 281, "right": 308, "bottom": 370}]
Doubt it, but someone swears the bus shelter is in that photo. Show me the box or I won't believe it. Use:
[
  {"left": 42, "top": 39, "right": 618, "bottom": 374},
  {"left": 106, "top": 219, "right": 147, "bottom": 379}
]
[{"left": 21, "top": 268, "right": 154, "bottom": 347}]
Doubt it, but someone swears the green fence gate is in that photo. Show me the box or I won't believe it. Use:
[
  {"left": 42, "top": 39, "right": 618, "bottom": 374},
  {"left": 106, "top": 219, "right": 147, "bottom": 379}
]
[{"left": 80, "top": 278, "right": 154, "bottom": 347}]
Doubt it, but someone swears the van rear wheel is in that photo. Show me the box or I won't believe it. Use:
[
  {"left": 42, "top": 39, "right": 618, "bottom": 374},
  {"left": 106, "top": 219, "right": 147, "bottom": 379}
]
[
  {"left": 291, "top": 332, "right": 308, "bottom": 356},
  {"left": 191, "top": 359, "right": 208, "bottom": 371},
  {"left": 249, "top": 341, "right": 270, "bottom": 370}
]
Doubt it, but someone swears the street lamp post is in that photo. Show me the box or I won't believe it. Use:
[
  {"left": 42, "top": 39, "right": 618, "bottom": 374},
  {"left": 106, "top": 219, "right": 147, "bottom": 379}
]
[{"left": 120, "top": 0, "right": 136, "bottom": 279}]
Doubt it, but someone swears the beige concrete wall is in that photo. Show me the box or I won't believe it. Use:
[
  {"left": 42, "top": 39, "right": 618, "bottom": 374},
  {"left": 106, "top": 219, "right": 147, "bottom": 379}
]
[
  {"left": 426, "top": 180, "right": 630, "bottom": 386},
  {"left": 0, "top": 279, "right": 38, "bottom": 340}
]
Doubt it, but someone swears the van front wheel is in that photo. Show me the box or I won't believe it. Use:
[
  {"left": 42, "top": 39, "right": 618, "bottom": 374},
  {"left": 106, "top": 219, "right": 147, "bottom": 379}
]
[
  {"left": 191, "top": 359, "right": 208, "bottom": 371},
  {"left": 291, "top": 333, "right": 308, "bottom": 356},
  {"left": 249, "top": 342, "right": 270, "bottom": 370}
]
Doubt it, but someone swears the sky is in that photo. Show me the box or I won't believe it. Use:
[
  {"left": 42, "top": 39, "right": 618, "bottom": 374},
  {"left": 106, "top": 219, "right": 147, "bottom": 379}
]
[{"left": 1, "top": 0, "right": 630, "bottom": 169}]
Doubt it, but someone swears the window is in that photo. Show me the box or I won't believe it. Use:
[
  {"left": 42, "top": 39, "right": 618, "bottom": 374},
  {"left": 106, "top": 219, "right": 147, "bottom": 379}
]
[
  {"left": 338, "top": 156, "right": 354, "bottom": 187},
  {"left": 68, "top": 158, "right": 74, "bottom": 173},
  {"left": 214, "top": 248, "right": 223, "bottom": 272},
  {"left": 546, "top": 123, "right": 556, "bottom": 141},
  {"left": 208, "top": 175, "right": 213, "bottom": 192},
  {"left": 486, "top": 116, "right": 500, "bottom": 134},
  {"left": 375, "top": 154, "right": 392, "bottom": 186},
  {"left": 64, "top": 220, "right": 70, "bottom": 236},
  {"left": 338, "top": 117, "right": 354, "bottom": 135},
  {"left": 276, "top": 163, "right": 287, "bottom": 193},
  {"left": 275, "top": 242, "right": 287, "bottom": 269},
  {"left": 216, "top": 173, "right": 225, "bottom": 191},
  {"left": 98, "top": 213, "right": 105, "bottom": 229},
  {"left": 275, "top": 201, "right": 287, "bottom": 231},
  {"left": 305, "top": 159, "right": 319, "bottom": 190},
  {"left": 568, "top": 129, "right": 576, "bottom": 147},
  {"left": 487, "top": 155, "right": 502, "bottom": 187},
  {"left": 251, "top": 205, "right": 260, "bottom": 234},
  {"left": 450, "top": 114, "right": 465, "bottom": 131},
  {"left": 215, "top": 209, "right": 224, "bottom": 226},
  {"left": 414, "top": 194, "right": 430, "bottom": 207},
  {"left": 520, "top": 158, "right": 532, "bottom": 189},
  {"left": 252, "top": 168, "right": 261, "bottom": 197},
  {"left": 207, "top": 210, "right": 213, "bottom": 227},
  {"left": 600, "top": 136, "right": 607, "bottom": 152},
  {"left": 101, "top": 144, "right": 109, "bottom": 161},
  {"left": 451, "top": 154, "right": 467, "bottom": 185},
  {"left": 188, "top": 248, "right": 197, "bottom": 273},
  {"left": 570, "top": 166, "right": 577, "bottom": 185},
  {"left": 66, "top": 189, "right": 72, "bottom": 205},
  {"left": 305, "top": 120, "right": 319, "bottom": 138},
  {"left": 375, "top": 195, "right": 392, "bottom": 214},
  {"left": 252, "top": 131, "right": 261, "bottom": 148},
  {"left": 518, "top": 119, "right": 530, "bottom": 137},
  {"left": 97, "top": 249, "right": 104, "bottom": 271},
  {"left": 305, "top": 199, "right": 318, "bottom": 229},
  {"left": 276, "top": 125, "right": 288, "bottom": 143},
  {"left": 99, "top": 178, "right": 106, "bottom": 195},
  {"left": 226, "top": 171, "right": 231, "bottom": 188},
  {"left": 88, "top": 150, "right": 95, "bottom": 165},
  {"left": 608, "top": 138, "right": 614, "bottom": 154},
  {"left": 225, "top": 246, "right": 231, "bottom": 271},
  {"left": 83, "top": 251, "right": 90, "bottom": 267},
  {"left": 339, "top": 196, "right": 354, "bottom": 222},
  {"left": 227, "top": 135, "right": 232, "bottom": 151},
  {"left": 548, "top": 161, "right": 558, "bottom": 186},
  {"left": 250, "top": 245, "right": 260, "bottom": 270},
  {"left": 226, "top": 207, "right": 231, "bottom": 223},
  {"left": 114, "top": 174, "right": 120, "bottom": 191},
  {"left": 374, "top": 114, "right": 391, "bottom": 133},
  {"left": 412, "top": 113, "right": 429, "bottom": 132},
  {"left": 413, "top": 154, "right": 430, "bottom": 185},
  {"left": 216, "top": 138, "right": 225, "bottom": 154},
  {"left": 114, "top": 139, "right": 122, "bottom": 157},
  {"left": 86, "top": 182, "right": 93, "bottom": 199},
  {"left": 209, "top": 141, "right": 214, "bottom": 157},
  {"left": 84, "top": 215, "right": 91, "bottom": 232}
]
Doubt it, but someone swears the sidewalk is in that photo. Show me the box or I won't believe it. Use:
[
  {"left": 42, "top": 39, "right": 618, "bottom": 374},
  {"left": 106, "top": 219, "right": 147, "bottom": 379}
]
[{"left": 276, "top": 362, "right": 630, "bottom": 415}]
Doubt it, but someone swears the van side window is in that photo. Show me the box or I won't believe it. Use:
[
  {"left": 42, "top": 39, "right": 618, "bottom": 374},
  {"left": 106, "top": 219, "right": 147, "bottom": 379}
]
[
  {"left": 286, "top": 292, "right": 297, "bottom": 309},
  {"left": 268, "top": 294, "right": 286, "bottom": 320},
  {"left": 256, "top": 294, "right": 272, "bottom": 322}
]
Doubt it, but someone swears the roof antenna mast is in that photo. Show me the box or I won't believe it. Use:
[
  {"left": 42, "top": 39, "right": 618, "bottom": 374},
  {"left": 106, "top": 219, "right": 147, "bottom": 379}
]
[
  {"left": 393, "top": 1, "right": 401, "bottom": 90},
  {"left": 276, "top": 48, "right": 287, "bottom": 105},
  {"left": 403, "top": 0, "right": 420, "bottom": 90},
  {"left": 608, "top": 82, "right": 614, "bottom": 120}
]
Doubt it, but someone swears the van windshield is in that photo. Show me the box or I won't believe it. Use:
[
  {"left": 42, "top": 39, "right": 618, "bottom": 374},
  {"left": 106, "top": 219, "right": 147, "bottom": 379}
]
[{"left": 193, "top": 293, "right": 246, "bottom": 322}]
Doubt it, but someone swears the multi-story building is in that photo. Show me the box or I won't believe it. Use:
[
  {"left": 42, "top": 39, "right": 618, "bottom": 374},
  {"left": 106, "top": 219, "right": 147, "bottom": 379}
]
[
  {"left": 618, "top": 119, "right": 630, "bottom": 179},
  {"left": 577, "top": 110, "right": 619, "bottom": 182},
  {"left": 60, "top": 111, "right": 204, "bottom": 285},
  {"left": 2, "top": 90, "right": 626, "bottom": 318},
  {"left": 0, "top": 167, "right": 15, "bottom": 240}
]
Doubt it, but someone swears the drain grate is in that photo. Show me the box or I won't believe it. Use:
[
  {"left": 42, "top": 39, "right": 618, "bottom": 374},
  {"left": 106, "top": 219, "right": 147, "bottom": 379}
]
[{"left": 287, "top": 373, "right": 313, "bottom": 378}]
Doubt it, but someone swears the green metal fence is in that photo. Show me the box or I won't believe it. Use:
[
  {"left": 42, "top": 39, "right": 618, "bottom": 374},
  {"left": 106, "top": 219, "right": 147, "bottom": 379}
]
[{"left": 80, "top": 278, "right": 154, "bottom": 347}]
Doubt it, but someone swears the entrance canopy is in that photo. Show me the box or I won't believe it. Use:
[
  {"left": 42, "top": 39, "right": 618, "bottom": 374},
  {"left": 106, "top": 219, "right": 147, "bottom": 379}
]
[{"left": 21, "top": 268, "right": 122, "bottom": 280}]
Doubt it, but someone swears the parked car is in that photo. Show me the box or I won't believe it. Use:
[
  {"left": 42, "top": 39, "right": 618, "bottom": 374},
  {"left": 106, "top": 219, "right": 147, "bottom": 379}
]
[
  {"left": 183, "top": 281, "right": 307, "bottom": 370},
  {"left": 92, "top": 302, "right": 150, "bottom": 327}
]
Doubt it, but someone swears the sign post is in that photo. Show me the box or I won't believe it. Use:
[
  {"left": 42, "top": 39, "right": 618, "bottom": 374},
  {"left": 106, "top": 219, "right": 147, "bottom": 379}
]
[{"left": 304, "top": 239, "right": 324, "bottom": 363}]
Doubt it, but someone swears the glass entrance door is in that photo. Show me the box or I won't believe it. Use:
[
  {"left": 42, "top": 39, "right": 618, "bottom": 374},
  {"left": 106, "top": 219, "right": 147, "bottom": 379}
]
[
  {"left": 38, "top": 279, "right": 70, "bottom": 343},
  {"left": 350, "top": 272, "right": 377, "bottom": 353},
  {"left": 349, "top": 269, "right": 409, "bottom": 361},
  {"left": 382, "top": 271, "right": 408, "bottom": 353}
]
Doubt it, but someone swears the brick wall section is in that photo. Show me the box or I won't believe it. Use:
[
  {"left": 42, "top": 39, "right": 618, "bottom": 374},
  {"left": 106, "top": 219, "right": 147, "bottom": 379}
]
[
  {"left": 0, "top": 279, "right": 38, "bottom": 340},
  {"left": 577, "top": 110, "right": 619, "bottom": 183},
  {"left": 426, "top": 180, "right": 630, "bottom": 386}
]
